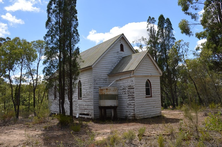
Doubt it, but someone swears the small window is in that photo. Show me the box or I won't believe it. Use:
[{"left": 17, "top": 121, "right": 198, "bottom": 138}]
[
  {"left": 120, "top": 44, "right": 124, "bottom": 52},
  {"left": 146, "top": 79, "right": 152, "bottom": 97},
  {"left": 78, "top": 80, "right": 82, "bottom": 100}
]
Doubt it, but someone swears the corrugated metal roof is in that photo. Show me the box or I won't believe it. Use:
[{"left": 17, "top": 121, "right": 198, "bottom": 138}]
[
  {"left": 79, "top": 34, "right": 123, "bottom": 69},
  {"left": 109, "top": 51, "right": 147, "bottom": 75}
]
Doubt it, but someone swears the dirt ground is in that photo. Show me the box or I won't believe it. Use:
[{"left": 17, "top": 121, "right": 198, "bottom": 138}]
[{"left": 0, "top": 109, "right": 220, "bottom": 147}]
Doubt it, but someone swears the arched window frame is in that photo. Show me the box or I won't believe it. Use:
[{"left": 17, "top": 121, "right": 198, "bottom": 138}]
[
  {"left": 78, "top": 80, "right": 82, "bottom": 100},
  {"left": 145, "top": 79, "right": 152, "bottom": 98},
  {"left": 120, "top": 44, "right": 124, "bottom": 52}
]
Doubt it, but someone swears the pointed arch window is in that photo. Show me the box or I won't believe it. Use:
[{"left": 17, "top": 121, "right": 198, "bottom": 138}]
[
  {"left": 146, "top": 79, "right": 152, "bottom": 97},
  {"left": 120, "top": 44, "right": 124, "bottom": 52},
  {"left": 78, "top": 80, "right": 82, "bottom": 100}
]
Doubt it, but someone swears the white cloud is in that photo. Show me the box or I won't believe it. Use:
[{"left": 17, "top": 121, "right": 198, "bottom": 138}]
[
  {"left": 1, "top": 13, "right": 24, "bottom": 25},
  {"left": 195, "top": 39, "right": 207, "bottom": 50},
  {"left": 198, "top": 9, "right": 204, "bottom": 21},
  {"left": 134, "top": 45, "right": 147, "bottom": 52},
  {"left": 87, "top": 22, "right": 149, "bottom": 44},
  {"left": 40, "top": 55, "right": 46, "bottom": 60},
  {"left": 0, "top": 23, "right": 10, "bottom": 37},
  {"left": 5, "top": 0, "right": 40, "bottom": 12},
  {"left": 0, "top": 0, "right": 3, "bottom": 3}
]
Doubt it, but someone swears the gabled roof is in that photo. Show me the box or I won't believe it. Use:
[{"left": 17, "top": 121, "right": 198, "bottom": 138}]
[
  {"left": 79, "top": 34, "right": 129, "bottom": 69},
  {"left": 109, "top": 51, "right": 162, "bottom": 76},
  {"left": 109, "top": 51, "right": 147, "bottom": 75}
]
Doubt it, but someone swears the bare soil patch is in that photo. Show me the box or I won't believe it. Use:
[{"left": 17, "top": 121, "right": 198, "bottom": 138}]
[{"left": 0, "top": 109, "right": 221, "bottom": 146}]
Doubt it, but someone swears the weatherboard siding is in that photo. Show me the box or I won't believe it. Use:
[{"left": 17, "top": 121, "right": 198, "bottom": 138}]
[
  {"left": 134, "top": 55, "right": 160, "bottom": 76},
  {"left": 93, "top": 38, "right": 134, "bottom": 118},
  {"left": 134, "top": 76, "right": 161, "bottom": 119},
  {"left": 49, "top": 35, "right": 162, "bottom": 119},
  {"left": 49, "top": 86, "right": 59, "bottom": 114},
  {"left": 109, "top": 73, "right": 135, "bottom": 119},
  {"left": 49, "top": 69, "right": 94, "bottom": 118},
  {"left": 74, "top": 69, "right": 94, "bottom": 118}
]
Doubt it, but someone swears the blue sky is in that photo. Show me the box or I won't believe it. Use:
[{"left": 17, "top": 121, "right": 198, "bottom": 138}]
[{"left": 0, "top": 0, "right": 204, "bottom": 57}]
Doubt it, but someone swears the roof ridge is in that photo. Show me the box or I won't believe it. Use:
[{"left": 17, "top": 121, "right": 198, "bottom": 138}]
[
  {"left": 80, "top": 34, "right": 123, "bottom": 54},
  {"left": 79, "top": 34, "right": 124, "bottom": 69}
]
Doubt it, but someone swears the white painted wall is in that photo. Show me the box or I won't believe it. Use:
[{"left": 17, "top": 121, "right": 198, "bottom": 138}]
[
  {"left": 73, "top": 69, "right": 94, "bottom": 118},
  {"left": 49, "top": 69, "right": 94, "bottom": 118},
  {"left": 49, "top": 37, "right": 162, "bottom": 119},
  {"left": 49, "top": 85, "right": 59, "bottom": 114},
  {"left": 134, "top": 76, "right": 161, "bottom": 118},
  {"left": 92, "top": 37, "right": 134, "bottom": 118},
  {"left": 134, "top": 55, "right": 161, "bottom": 118},
  {"left": 109, "top": 73, "right": 135, "bottom": 119},
  {"left": 134, "top": 55, "right": 161, "bottom": 76}
]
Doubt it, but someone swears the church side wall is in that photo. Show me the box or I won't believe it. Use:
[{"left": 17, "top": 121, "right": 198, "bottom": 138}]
[
  {"left": 72, "top": 69, "right": 94, "bottom": 118},
  {"left": 49, "top": 69, "right": 94, "bottom": 118}
]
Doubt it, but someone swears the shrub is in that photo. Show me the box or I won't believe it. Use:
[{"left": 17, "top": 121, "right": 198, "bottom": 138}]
[
  {"left": 56, "top": 114, "right": 72, "bottom": 126},
  {"left": 108, "top": 131, "right": 122, "bottom": 147},
  {"left": 175, "top": 132, "right": 184, "bottom": 147},
  {"left": 73, "top": 131, "right": 95, "bottom": 147},
  {"left": 209, "top": 102, "right": 218, "bottom": 109},
  {"left": 138, "top": 127, "right": 146, "bottom": 141},
  {"left": 182, "top": 104, "right": 200, "bottom": 139},
  {"left": 0, "top": 110, "right": 15, "bottom": 123},
  {"left": 122, "top": 130, "right": 136, "bottom": 143},
  {"left": 70, "top": 123, "right": 81, "bottom": 132},
  {"left": 205, "top": 112, "right": 222, "bottom": 131},
  {"left": 157, "top": 134, "right": 164, "bottom": 147}
]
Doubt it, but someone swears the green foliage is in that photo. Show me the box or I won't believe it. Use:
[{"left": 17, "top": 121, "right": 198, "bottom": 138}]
[
  {"left": 182, "top": 104, "right": 200, "bottom": 139},
  {"left": 199, "top": 128, "right": 212, "bottom": 141},
  {"left": 138, "top": 127, "right": 146, "bottom": 141},
  {"left": 32, "top": 105, "right": 50, "bottom": 124},
  {"left": 0, "top": 110, "right": 15, "bottom": 123},
  {"left": 157, "top": 134, "right": 164, "bottom": 147},
  {"left": 205, "top": 112, "right": 222, "bottom": 131},
  {"left": 178, "top": 0, "right": 222, "bottom": 70},
  {"left": 122, "top": 130, "right": 136, "bottom": 143},
  {"left": 55, "top": 114, "right": 72, "bottom": 126},
  {"left": 209, "top": 103, "right": 217, "bottom": 109},
  {"left": 44, "top": 0, "right": 80, "bottom": 116},
  {"left": 95, "top": 131, "right": 124, "bottom": 147},
  {"left": 70, "top": 123, "right": 81, "bottom": 132},
  {"left": 175, "top": 132, "right": 184, "bottom": 147},
  {"left": 108, "top": 131, "right": 122, "bottom": 147}
]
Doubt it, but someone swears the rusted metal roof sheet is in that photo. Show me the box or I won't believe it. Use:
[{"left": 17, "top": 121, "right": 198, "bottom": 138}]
[
  {"left": 109, "top": 51, "right": 147, "bottom": 75},
  {"left": 79, "top": 34, "right": 123, "bottom": 69}
]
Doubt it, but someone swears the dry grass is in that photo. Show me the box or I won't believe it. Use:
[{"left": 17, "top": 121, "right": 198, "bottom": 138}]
[{"left": 0, "top": 108, "right": 222, "bottom": 146}]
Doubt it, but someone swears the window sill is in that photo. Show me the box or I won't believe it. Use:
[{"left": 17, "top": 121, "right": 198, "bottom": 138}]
[{"left": 146, "top": 95, "right": 152, "bottom": 98}]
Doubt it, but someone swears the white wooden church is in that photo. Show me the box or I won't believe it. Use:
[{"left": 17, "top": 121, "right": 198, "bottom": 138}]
[{"left": 49, "top": 34, "right": 162, "bottom": 119}]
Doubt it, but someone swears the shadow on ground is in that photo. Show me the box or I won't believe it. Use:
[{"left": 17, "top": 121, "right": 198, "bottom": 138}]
[
  {"left": 90, "top": 114, "right": 181, "bottom": 125},
  {"left": 41, "top": 121, "right": 94, "bottom": 147}
]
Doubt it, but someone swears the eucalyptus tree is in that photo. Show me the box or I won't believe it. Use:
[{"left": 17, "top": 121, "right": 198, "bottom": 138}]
[
  {"left": 0, "top": 37, "right": 37, "bottom": 119},
  {"left": 0, "top": 37, "right": 11, "bottom": 78},
  {"left": 154, "top": 15, "right": 178, "bottom": 108},
  {"left": 62, "top": 0, "right": 80, "bottom": 119},
  {"left": 178, "top": 0, "right": 222, "bottom": 70},
  {"left": 146, "top": 16, "right": 159, "bottom": 63},
  {"left": 26, "top": 40, "right": 45, "bottom": 116},
  {"left": 44, "top": 0, "right": 80, "bottom": 118},
  {"left": 44, "top": 0, "right": 65, "bottom": 115}
]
